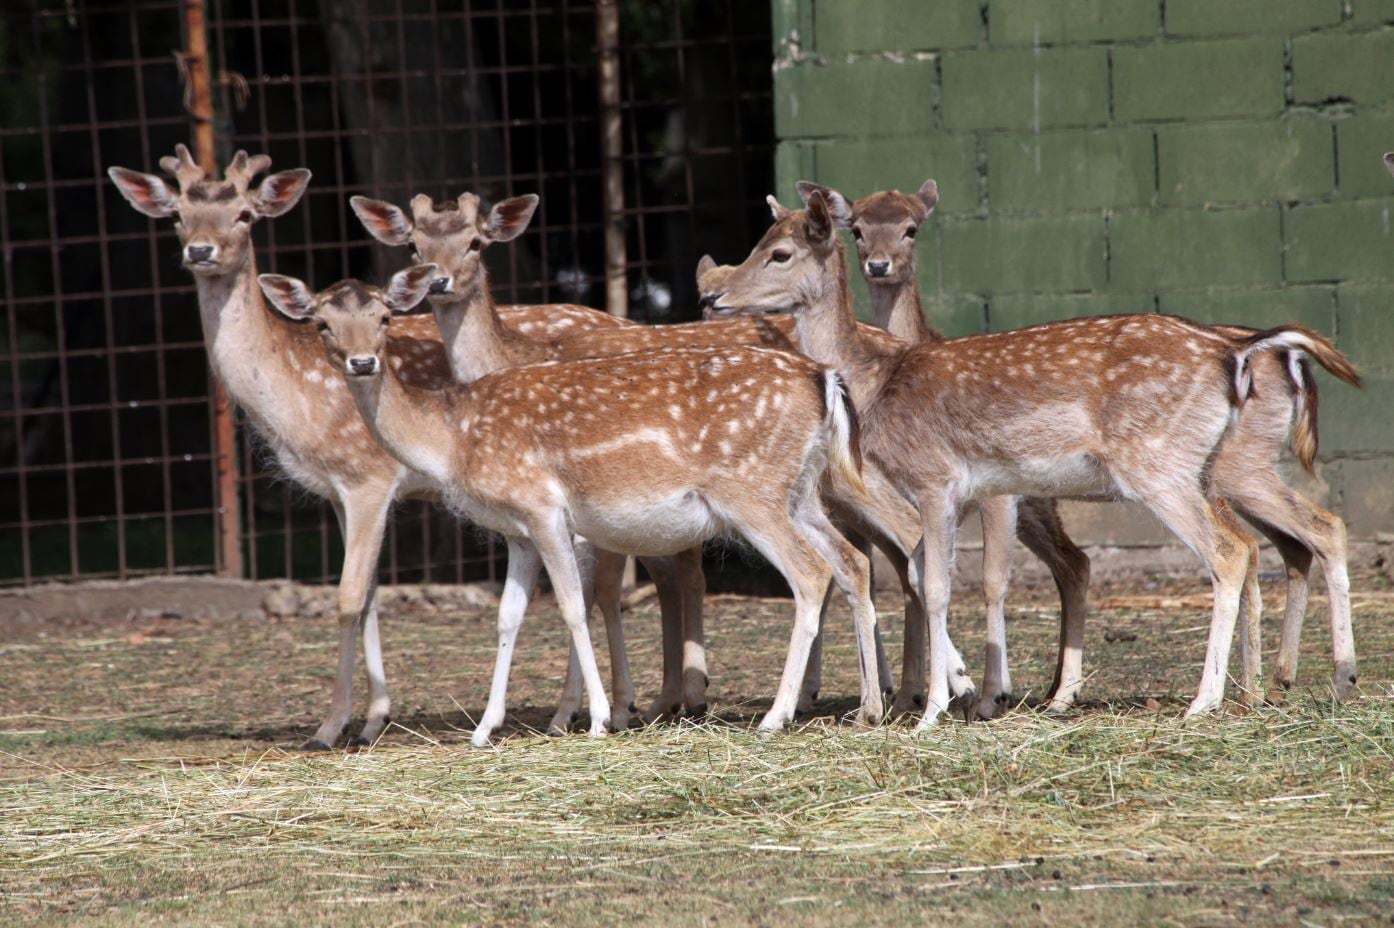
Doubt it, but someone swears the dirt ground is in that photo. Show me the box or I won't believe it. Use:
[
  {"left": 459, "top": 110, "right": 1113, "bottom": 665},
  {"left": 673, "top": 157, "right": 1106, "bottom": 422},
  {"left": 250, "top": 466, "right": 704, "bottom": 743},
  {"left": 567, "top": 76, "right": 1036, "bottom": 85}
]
[{"left": 3, "top": 568, "right": 1393, "bottom": 926}]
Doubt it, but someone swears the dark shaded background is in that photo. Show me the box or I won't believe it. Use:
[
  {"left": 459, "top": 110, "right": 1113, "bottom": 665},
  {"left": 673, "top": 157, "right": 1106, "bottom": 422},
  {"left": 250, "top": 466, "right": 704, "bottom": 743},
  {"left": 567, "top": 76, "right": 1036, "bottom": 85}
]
[{"left": 0, "top": 0, "right": 774, "bottom": 587}]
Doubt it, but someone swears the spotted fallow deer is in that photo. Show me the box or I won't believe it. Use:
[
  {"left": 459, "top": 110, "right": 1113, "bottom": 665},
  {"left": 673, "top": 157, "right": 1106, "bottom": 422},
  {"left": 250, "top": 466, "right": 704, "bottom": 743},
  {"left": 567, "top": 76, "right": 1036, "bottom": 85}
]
[
  {"left": 710, "top": 189, "right": 1361, "bottom": 727},
  {"left": 106, "top": 146, "right": 649, "bottom": 751},
  {"left": 823, "top": 178, "right": 1360, "bottom": 708},
  {"left": 259, "top": 264, "right": 885, "bottom": 744},
  {"left": 351, "top": 193, "right": 981, "bottom": 723}
]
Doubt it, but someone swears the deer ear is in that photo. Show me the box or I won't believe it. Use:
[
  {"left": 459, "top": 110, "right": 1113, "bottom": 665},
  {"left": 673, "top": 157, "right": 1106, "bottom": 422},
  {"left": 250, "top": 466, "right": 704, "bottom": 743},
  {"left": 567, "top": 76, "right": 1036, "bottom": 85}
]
[
  {"left": 258, "top": 274, "right": 317, "bottom": 321},
  {"left": 766, "top": 194, "right": 792, "bottom": 221},
  {"left": 252, "top": 169, "right": 312, "bottom": 218},
  {"left": 804, "top": 189, "right": 835, "bottom": 244},
  {"left": 916, "top": 178, "right": 939, "bottom": 213},
  {"left": 384, "top": 264, "right": 439, "bottom": 313},
  {"left": 351, "top": 196, "right": 413, "bottom": 246},
  {"left": 1384, "top": 153, "right": 1394, "bottom": 180},
  {"left": 795, "top": 181, "right": 852, "bottom": 228},
  {"left": 695, "top": 254, "right": 717, "bottom": 282},
  {"left": 484, "top": 194, "right": 539, "bottom": 242},
  {"left": 108, "top": 167, "right": 179, "bottom": 218}
]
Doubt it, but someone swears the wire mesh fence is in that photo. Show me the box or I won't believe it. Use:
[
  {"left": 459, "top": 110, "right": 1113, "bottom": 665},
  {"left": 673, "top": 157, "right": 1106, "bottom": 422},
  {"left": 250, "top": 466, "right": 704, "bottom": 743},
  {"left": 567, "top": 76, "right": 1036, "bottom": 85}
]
[{"left": 0, "top": 0, "right": 774, "bottom": 587}]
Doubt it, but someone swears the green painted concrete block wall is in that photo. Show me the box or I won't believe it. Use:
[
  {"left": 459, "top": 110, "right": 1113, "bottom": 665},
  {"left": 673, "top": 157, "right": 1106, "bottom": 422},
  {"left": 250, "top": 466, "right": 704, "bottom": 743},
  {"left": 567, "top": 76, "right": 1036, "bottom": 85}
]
[{"left": 772, "top": 0, "right": 1394, "bottom": 540}]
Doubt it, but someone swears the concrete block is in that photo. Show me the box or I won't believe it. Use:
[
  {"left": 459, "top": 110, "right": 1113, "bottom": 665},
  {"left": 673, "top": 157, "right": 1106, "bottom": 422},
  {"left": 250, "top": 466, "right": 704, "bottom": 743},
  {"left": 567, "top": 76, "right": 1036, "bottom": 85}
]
[
  {"left": 775, "top": 58, "right": 937, "bottom": 139},
  {"left": 1285, "top": 199, "right": 1394, "bottom": 282},
  {"left": 1157, "top": 286, "right": 1335, "bottom": 333},
  {"left": 1350, "top": 0, "right": 1394, "bottom": 23},
  {"left": 1114, "top": 38, "right": 1285, "bottom": 121},
  {"left": 1321, "top": 376, "right": 1394, "bottom": 452},
  {"left": 942, "top": 47, "right": 1109, "bottom": 130},
  {"left": 1165, "top": 0, "right": 1343, "bottom": 36},
  {"left": 814, "top": 0, "right": 980, "bottom": 52},
  {"left": 991, "top": 0, "right": 1157, "bottom": 45},
  {"left": 937, "top": 214, "right": 1108, "bottom": 292},
  {"left": 1111, "top": 207, "right": 1283, "bottom": 289},
  {"left": 1331, "top": 458, "right": 1394, "bottom": 536},
  {"left": 989, "top": 128, "right": 1155, "bottom": 210},
  {"left": 812, "top": 134, "right": 980, "bottom": 213},
  {"left": 1336, "top": 112, "right": 1394, "bottom": 199},
  {"left": 1158, "top": 118, "right": 1335, "bottom": 206},
  {"left": 989, "top": 291, "right": 1152, "bottom": 331},
  {"left": 1293, "top": 29, "right": 1394, "bottom": 105},
  {"left": 1336, "top": 283, "right": 1394, "bottom": 375}
]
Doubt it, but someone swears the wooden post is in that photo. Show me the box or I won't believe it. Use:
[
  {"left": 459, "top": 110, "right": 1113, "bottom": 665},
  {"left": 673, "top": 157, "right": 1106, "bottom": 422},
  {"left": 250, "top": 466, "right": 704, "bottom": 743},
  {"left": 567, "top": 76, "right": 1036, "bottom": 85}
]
[
  {"left": 597, "top": 0, "right": 627, "bottom": 322},
  {"left": 182, "top": 0, "right": 244, "bottom": 578}
]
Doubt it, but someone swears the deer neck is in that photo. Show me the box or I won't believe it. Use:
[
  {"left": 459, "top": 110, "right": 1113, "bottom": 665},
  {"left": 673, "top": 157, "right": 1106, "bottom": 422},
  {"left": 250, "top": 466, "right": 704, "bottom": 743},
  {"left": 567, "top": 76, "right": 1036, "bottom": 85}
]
[
  {"left": 432, "top": 274, "right": 514, "bottom": 384},
  {"left": 868, "top": 274, "right": 936, "bottom": 345},
  {"left": 346, "top": 363, "right": 459, "bottom": 487},
  {"left": 793, "top": 246, "right": 870, "bottom": 373},
  {"left": 192, "top": 251, "right": 305, "bottom": 431}
]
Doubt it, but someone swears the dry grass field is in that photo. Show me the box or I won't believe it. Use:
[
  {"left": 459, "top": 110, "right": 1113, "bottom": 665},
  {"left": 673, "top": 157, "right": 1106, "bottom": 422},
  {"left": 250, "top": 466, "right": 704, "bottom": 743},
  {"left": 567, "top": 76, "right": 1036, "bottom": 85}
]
[{"left": 3, "top": 567, "right": 1393, "bottom": 926}]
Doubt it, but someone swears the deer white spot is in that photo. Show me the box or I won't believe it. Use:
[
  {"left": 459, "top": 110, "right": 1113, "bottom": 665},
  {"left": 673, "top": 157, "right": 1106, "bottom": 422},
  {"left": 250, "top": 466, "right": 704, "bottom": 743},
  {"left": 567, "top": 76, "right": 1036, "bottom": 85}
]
[{"left": 304, "top": 370, "right": 322, "bottom": 383}]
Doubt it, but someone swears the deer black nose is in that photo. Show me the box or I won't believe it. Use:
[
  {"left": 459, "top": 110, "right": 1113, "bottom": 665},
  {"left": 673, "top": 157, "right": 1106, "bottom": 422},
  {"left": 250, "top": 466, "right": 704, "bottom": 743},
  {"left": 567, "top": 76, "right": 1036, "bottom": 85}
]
[
  {"left": 429, "top": 277, "right": 450, "bottom": 294},
  {"left": 186, "top": 244, "right": 215, "bottom": 263},
  {"left": 348, "top": 356, "right": 378, "bottom": 376},
  {"left": 866, "top": 260, "right": 890, "bottom": 278}
]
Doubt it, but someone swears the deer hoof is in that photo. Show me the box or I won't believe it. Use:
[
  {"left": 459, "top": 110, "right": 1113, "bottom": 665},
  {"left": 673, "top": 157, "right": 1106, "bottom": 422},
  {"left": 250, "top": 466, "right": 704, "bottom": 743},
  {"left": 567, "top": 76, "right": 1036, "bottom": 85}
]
[{"left": 299, "top": 739, "right": 333, "bottom": 753}]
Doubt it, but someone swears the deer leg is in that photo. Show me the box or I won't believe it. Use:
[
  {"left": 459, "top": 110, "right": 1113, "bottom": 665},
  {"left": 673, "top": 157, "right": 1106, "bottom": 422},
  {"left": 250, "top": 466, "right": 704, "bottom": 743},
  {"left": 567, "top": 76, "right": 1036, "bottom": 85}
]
[
  {"left": 1257, "top": 527, "right": 1314, "bottom": 695},
  {"left": 1015, "top": 496, "right": 1091, "bottom": 712},
  {"left": 796, "top": 498, "right": 883, "bottom": 726},
  {"left": 551, "top": 540, "right": 633, "bottom": 734},
  {"left": 305, "top": 486, "right": 394, "bottom": 751},
  {"left": 915, "top": 492, "right": 959, "bottom": 730},
  {"left": 640, "top": 554, "right": 687, "bottom": 723},
  {"left": 1140, "top": 487, "right": 1252, "bottom": 717},
  {"left": 473, "top": 538, "right": 542, "bottom": 747},
  {"left": 1236, "top": 527, "right": 1264, "bottom": 708},
  {"left": 592, "top": 545, "right": 636, "bottom": 730},
  {"left": 673, "top": 545, "right": 710, "bottom": 715},
  {"left": 797, "top": 595, "right": 828, "bottom": 716},
  {"left": 1223, "top": 478, "right": 1355, "bottom": 701},
  {"left": 531, "top": 518, "right": 611, "bottom": 738},
  {"left": 975, "top": 496, "right": 1016, "bottom": 721},
  {"left": 907, "top": 537, "right": 974, "bottom": 705}
]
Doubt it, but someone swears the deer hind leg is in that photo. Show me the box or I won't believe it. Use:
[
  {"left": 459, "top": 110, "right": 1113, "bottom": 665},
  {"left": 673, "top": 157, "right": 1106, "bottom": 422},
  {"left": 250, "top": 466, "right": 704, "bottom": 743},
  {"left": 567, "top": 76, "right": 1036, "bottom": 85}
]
[
  {"left": 1140, "top": 486, "right": 1252, "bottom": 717},
  {"left": 306, "top": 487, "right": 394, "bottom": 751},
  {"left": 1219, "top": 503, "right": 1265, "bottom": 708},
  {"left": 673, "top": 545, "right": 710, "bottom": 716},
  {"left": 796, "top": 590, "right": 828, "bottom": 716},
  {"left": 914, "top": 490, "right": 961, "bottom": 730},
  {"left": 593, "top": 546, "right": 637, "bottom": 730},
  {"left": 907, "top": 537, "right": 975, "bottom": 706},
  {"left": 1224, "top": 476, "right": 1355, "bottom": 701},
  {"left": 639, "top": 553, "right": 685, "bottom": 723},
  {"left": 532, "top": 518, "right": 611, "bottom": 738},
  {"left": 1015, "top": 496, "right": 1091, "bottom": 713},
  {"left": 473, "top": 538, "right": 542, "bottom": 747},
  {"left": 975, "top": 496, "right": 1017, "bottom": 721}
]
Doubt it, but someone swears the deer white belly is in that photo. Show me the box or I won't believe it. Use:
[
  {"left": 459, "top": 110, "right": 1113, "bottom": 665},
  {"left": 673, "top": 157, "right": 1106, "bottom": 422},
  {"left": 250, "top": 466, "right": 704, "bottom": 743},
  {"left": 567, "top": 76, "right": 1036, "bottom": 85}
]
[{"left": 567, "top": 488, "right": 719, "bottom": 556}]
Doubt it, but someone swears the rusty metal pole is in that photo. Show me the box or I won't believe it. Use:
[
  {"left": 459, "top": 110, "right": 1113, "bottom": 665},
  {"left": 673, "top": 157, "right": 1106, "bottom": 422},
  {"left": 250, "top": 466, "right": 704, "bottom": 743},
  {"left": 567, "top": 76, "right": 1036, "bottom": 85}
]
[
  {"left": 183, "top": 0, "right": 244, "bottom": 578},
  {"left": 597, "top": 0, "right": 627, "bottom": 322}
]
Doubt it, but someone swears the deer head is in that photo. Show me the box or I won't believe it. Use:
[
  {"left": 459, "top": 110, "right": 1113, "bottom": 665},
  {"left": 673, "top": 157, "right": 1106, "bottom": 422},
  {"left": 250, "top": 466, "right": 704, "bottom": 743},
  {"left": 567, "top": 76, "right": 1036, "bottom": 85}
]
[
  {"left": 1384, "top": 152, "right": 1394, "bottom": 180},
  {"left": 108, "top": 144, "right": 311, "bottom": 278},
  {"left": 796, "top": 179, "right": 936, "bottom": 286},
  {"left": 258, "top": 265, "right": 438, "bottom": 377},
  {"left": 708, "top": 189, "right": 849, "bottom": 317},
  {"left": 350, "top": 191, "right": 538, "bottom": 303},
  {"left": 695, "top": 254, "right": 737, "bottom": 319}
]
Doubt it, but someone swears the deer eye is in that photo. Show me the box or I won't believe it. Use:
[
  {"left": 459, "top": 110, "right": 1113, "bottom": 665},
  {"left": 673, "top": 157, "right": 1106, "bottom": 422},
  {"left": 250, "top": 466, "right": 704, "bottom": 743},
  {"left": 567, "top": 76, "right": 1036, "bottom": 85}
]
[
  {"left": 851, "top": 226, "right": 863, "bottom": 241},
  {"left": 237, "top": 209, "right": 255, "bottom": 224},
  {"left": 468, "top": 238, "right": 483, "bottom": 252},
  {"left": 905, "top": 225, "right": 917, "bottom": 239},
  {"left": 769, "top": 249, "right": 792, "bottom": 264},
  {"left": 315, "top": 320, "right": 329, "bottom": 332}
]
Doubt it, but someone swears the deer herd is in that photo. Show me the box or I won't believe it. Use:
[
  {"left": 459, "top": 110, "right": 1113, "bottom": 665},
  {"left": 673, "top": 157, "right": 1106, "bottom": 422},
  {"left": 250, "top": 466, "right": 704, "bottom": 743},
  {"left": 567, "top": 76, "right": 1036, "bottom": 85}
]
[{"left": 106, "top": 144, "right": 1376, "bottom": 749}]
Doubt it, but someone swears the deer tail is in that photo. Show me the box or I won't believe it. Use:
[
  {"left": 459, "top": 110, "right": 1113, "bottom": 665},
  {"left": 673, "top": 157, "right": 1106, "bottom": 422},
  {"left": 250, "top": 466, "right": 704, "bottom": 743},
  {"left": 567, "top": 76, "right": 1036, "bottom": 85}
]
[{"left": 820, "top": 369, "right": 865, "bottom": 496}]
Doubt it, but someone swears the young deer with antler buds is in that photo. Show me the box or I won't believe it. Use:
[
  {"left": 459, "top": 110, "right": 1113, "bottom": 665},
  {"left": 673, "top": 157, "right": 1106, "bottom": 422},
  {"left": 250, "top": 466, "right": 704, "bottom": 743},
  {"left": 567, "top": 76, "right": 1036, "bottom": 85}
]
[
  {"left": 259, "top": 264, "right": 885, "bottom": 744},
  {"left": 352, "top": 192, "right": 984, "bottom": 722},
  {"left": 106, "top": 146, "right": 649, "bottom": 750},
  {"left": 825, "top": 178, "right": 1359, "bottom": 708},
  {"left": 710, "top": 188, "right": 1361, "bottom": 726}
]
